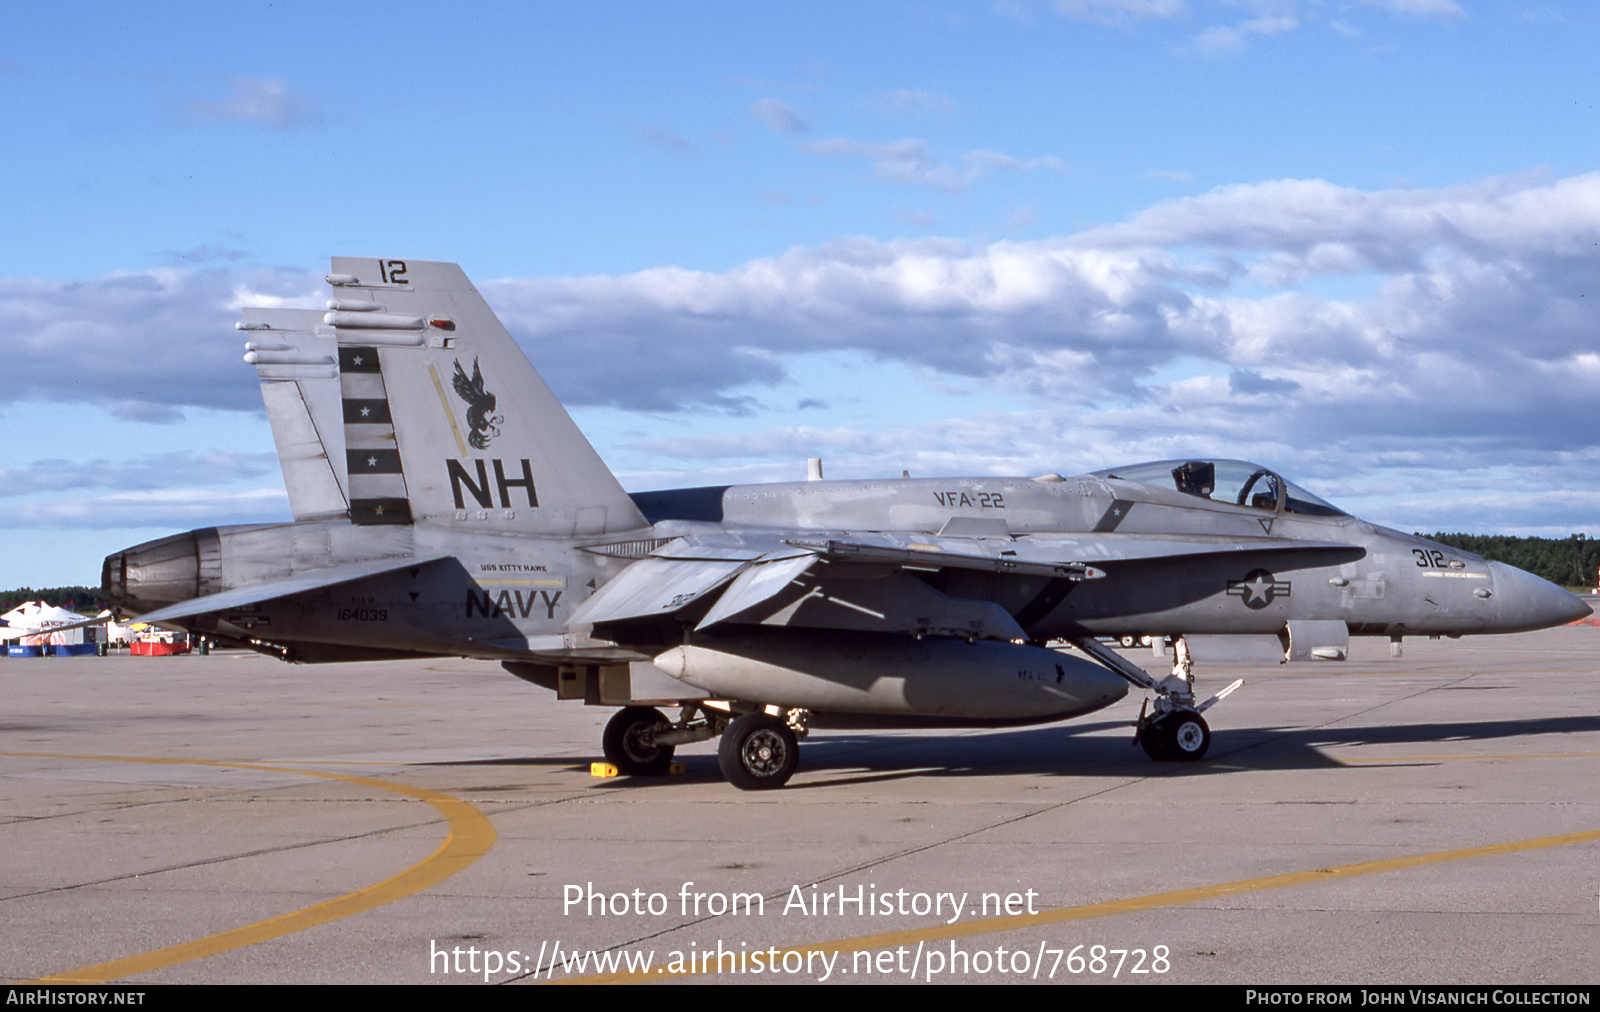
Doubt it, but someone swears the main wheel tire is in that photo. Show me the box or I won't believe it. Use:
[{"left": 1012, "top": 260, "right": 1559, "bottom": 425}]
[
  {"left": 1157, "top": 709, "right": 1210, "bottom": 761},
  {"left": 718, "top": 713, "right": 799, "bottom": 791},
  {"left": 602, "top": 706, "right": 675, "bottom": 776}
]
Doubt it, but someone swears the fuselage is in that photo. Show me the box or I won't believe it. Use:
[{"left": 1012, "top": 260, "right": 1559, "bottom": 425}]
[{"left": 104, "top": 461, "right": 1590, "bottom": 664}]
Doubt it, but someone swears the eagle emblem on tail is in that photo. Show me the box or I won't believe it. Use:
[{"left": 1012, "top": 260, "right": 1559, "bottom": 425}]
[{"left": 452, "top": 357, "right": 503, "bottom": 449}]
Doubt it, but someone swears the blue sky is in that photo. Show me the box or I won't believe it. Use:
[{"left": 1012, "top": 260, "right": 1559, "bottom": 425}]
[{"left": 2, "top": 1, "right": 1597, "bottom": 587}]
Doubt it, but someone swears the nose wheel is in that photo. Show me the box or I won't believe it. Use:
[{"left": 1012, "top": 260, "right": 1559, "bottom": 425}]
[
  {"left": 1067, "top": 635, "right": 1231, "bottom": 765},
  {"left": 718, "top": 713, "right": 799, "bottom": 790},
  {"left": 1138, "top": 708, "right": 1211, "bottom": 761}
]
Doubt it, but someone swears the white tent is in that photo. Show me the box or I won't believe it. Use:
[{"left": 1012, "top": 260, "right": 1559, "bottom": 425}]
[
  {"left": 98, "top": 609, "right": 135, "bottom": 646},
  {"left": 2, "top": 601, "right": 97, "bottom": 655}
]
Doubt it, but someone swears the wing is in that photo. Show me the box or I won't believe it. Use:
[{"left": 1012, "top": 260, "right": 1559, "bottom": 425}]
[{"left": 566, "top": 532, "right": 1365, "bottom": 642}]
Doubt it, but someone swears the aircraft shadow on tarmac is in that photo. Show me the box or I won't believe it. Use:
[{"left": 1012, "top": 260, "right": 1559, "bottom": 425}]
[{"left": 427, "top": 712, "right": 1597, "bottom": 790}]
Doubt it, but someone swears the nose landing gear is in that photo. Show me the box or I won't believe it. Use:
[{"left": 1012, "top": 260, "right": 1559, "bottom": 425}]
[
  {"left": 1137, "top": 706, "right": 1211, "bottom": 761},
  {"left": 1067, "top": 634, "right": 1240, "bottom": 764}
]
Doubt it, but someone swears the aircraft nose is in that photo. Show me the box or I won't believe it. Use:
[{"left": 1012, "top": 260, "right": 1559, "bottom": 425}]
[{"left": 1486, "top": 561, "right": 1593, "bottom": 632}]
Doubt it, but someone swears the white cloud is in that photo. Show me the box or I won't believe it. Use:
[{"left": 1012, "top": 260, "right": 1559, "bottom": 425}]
[
  {"left": 749, "top": 97, "right": 807, "bottom": 135},
  {"left": 0, "top": 452, "right": 277, "bottom": 497},
  {"left": 183, "top": 76, "right": 323, "bottom": 130},
  {"left": 1192, "top": 12, "right": 1299, "bottom": 58},
  {"left": 8, "top": 171, "right": 1598, "bottom": 535},
  {"left": 17, "top": 172, "right": 1600, "bottom": 446},
  {"left": 632, "top": 122, "right": 695, "bottom": 153},
  {"left": 1145, "top": 168, "right": 1195, "bottom": 183},
  {"left": 1041, "top": 0, "right": 1461, "bottom": 57},
  {"left": 800, "top": 137, "right": 1065, "bottom": 191},
  {"left": 0, "top": 266, "right": 320, "bottom": 418},
  {"left": 1077, "top": 173, "right": 1600, "bottom": 261},
  {"left": 874, "top": 88, "right": 956, "bottom": 116},
  {"left": 0, "top": 487, "right": 289, "bottom": 529},
  {"left": 1052, "top": 0, "right": 1188, "bottom": 26},
  {"left": 1361, "top": 0, "right": 1464, "bottom": 20},
  {"left": 484, "top": 172, "right": 1600, "bottom": 534}
]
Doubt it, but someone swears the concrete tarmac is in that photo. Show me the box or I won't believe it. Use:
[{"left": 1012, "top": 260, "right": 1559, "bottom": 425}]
[{"left": 1, "top": 626, "right": 1595, "bottom": 986}]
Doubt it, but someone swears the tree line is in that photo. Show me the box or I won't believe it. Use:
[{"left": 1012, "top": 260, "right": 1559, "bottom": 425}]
[
  {"left": 1423, "top": 533, "right": 1597, "bottom": 590},
  {"left": 0, "top": 586, "right": 104, "bottom": 613}
]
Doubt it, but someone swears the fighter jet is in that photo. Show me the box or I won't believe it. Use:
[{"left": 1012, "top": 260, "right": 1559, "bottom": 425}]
[{"left": 102, "top": 258, "right": 1592, "bottom": 790}]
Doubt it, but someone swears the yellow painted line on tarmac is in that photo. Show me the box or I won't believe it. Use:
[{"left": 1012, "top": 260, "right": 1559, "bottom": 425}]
[
  {"left": 1343, "top": 753, "right": 1597, "bottom": 762},
  {"left": 5, "top": 751, "right": 496, "bottom": 984},
  {"left": 560, "top": 824, "right": 1600, "bottom": 984}
]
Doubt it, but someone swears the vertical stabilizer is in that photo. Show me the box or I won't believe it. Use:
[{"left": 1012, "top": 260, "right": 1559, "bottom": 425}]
[
  {"left": 241, "top": 307, "right": 349, "bottom": 521},
  {"left": 322, "top": 257, "right": 648, "bottom": 537}
]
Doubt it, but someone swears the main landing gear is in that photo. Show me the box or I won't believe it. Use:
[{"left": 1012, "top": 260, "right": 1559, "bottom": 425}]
[
  {"left": 717, "top": 713, "right": 800, "bottom": 791},
  {"left": 601, "top": 706, "right": 677, "bottom": 776},
  {"left": 600, "top": 704, "right": 810, "bottom": 790}
]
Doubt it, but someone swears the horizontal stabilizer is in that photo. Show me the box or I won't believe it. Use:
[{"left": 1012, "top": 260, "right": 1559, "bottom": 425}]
[{"left": 134, "top": 554, "right": 451, "bottom": 626}]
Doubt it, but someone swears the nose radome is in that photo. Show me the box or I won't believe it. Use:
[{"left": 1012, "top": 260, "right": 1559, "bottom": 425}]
[{"left": 1486, "top": 562, "right": 1593, "bottom": 633}]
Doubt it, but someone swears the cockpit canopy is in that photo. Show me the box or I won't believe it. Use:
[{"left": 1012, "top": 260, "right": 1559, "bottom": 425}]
[{"left": 1089, "top": 459, "right": 1347, "bottom": 517}]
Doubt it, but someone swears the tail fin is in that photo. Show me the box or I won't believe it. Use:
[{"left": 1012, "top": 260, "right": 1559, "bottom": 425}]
[
  {"left": 240, "top": 307, "right": 350, "bottom": 521},
  {"left": 319, "top": 257, "right": 647, "bottom": 537}
]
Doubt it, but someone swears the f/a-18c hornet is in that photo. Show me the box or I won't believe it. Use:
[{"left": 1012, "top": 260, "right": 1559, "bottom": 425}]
[{"left": 102, "top": 258, "right": 1592, "bottom": 789}]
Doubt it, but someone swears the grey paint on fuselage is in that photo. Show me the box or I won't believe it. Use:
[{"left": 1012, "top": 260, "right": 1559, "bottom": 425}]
[
  {"left": 630, "top": 476, "right": 1554, "bottom": 639},
  {"left": 126, "top": 471, "right": 1574, "bottom": 662}
]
